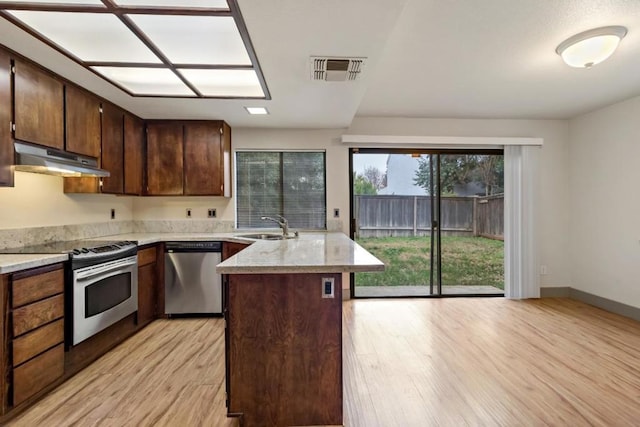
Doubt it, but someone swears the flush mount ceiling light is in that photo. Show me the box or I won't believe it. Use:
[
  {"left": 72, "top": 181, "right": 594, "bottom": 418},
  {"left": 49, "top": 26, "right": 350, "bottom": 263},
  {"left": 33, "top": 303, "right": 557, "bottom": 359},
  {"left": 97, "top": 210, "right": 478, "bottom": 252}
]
[
  {"left": 556, "top": 26, "right": 627, "bottom": 68},
  {"left": 244, "top": 106, "right": 268, "bottom": 115},
  {"left": 0, "top": 1, "right": 269, "bottom": 99}
]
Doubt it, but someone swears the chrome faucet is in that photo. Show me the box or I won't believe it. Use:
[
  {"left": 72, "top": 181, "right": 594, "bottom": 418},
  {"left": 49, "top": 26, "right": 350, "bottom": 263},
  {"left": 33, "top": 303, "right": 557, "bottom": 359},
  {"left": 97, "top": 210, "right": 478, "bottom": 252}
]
[{"left": 261, "top": 215, "right": 289, "bottom": 237}]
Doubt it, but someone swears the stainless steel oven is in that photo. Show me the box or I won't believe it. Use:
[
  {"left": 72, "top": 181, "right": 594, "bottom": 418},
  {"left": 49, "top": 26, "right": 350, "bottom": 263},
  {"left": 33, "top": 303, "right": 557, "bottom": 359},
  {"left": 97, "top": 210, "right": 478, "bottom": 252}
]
[{"left": 70, "top": 242, "right": 138, "bottom": 345}]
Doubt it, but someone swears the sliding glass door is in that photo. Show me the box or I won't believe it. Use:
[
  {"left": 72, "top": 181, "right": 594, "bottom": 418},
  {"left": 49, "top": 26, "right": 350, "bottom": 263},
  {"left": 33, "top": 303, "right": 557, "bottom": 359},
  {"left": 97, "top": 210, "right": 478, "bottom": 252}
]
[{"left": 350, "top": 149, "right": 504, "bottom": 298}]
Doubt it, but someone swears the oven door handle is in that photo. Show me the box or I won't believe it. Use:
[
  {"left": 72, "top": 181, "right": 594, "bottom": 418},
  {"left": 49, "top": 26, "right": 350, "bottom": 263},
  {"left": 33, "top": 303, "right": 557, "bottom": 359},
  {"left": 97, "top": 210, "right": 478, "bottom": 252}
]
[{"left": 75, "top": 256, "right": 138, "bottom": 281}]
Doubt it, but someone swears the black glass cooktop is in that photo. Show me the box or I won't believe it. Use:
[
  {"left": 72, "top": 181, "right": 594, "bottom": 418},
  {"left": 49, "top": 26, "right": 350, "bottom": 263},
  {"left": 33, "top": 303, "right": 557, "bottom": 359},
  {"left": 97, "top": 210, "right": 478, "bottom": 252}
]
[{"left": 0, "top": 240, "right": 128, "bottom": 255}]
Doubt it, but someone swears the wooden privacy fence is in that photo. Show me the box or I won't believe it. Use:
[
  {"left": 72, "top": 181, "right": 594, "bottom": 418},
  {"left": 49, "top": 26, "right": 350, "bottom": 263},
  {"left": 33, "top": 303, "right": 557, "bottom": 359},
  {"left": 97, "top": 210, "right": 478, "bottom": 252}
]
[{"left": 355, "top": 194, "right": 504, "bottom": 240}]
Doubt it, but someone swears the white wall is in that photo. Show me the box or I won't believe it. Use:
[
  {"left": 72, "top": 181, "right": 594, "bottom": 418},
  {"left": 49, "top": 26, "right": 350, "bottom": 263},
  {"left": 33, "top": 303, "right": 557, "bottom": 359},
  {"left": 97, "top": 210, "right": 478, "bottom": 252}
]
[
  {"left": 569, "top": 95, "right": 640, "bottom": 307},
  {"left": 133, "top": 197, "right": 234, "bottom": 221},
  {"left": 0, "top": 171, "right": 133, "bottom": 229},
  {"left": 347, "top": 117, "right": 571, "bottom": 288}
]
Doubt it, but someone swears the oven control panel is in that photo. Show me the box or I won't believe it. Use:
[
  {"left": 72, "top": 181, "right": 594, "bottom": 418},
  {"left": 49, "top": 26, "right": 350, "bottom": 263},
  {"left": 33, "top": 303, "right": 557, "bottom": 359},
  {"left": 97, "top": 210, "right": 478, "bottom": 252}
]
[{"left": 70, "top": 241, "right": 138, "bottom": 268}]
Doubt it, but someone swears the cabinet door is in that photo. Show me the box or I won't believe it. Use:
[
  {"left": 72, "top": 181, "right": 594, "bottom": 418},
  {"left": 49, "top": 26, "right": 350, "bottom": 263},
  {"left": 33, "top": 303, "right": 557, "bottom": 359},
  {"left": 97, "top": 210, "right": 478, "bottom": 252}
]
[
  {"left": 101, "top": 103, "right": 124, "bottom": 194},
  {"left": 138, "top": 263, "right": 157, "bottom": 326},
  {"left": 0, "top": 49, "right": 12, "bottom": 187},
  {"left": 184, "top": 122, "right": 221, "bottom": 196},
  {"left": 13, "top": 60, "right": 64, "bottom": 150},
  {"left": 221, "top": 121, "right": 231, "bottom": 198},
  {"left": 1, "top": 274, "right": 7, "bottom": 413},
  {"left": 65, "top": 85, "right": 101, "bottom": 157},
  {"left": 146, "top": 122, "right": 183, "bottom": 195},
  {"left": 123, "top": 114, "right": 144, "bottom": 196}
]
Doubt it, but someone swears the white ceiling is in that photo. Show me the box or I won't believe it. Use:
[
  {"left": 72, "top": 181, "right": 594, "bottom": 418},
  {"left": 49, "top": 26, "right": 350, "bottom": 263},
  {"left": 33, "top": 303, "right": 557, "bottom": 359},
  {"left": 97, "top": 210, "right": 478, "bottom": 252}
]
[{"left": 1, "top": 0, "right": 640, "bottom": 128}]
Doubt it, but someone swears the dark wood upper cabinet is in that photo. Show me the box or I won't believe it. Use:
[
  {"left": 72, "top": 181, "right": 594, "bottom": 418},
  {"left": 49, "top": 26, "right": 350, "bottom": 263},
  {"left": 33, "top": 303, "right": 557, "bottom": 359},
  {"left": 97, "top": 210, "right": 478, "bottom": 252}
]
[
  {"left": 221, "top": 121, "right": 231, "bottom": 198},
  {"left": 146, "top": 122, "right": 184, "bottom": 196},
  {"left": 65, "top": 85, "right": 101, "bottom": 158},
  {"left": 184, "top": 122, "right": 222, "bottom": 196},
  {"left": 124, "top": 113, "right": 144, "bottom": 196},
  {"left": 101, "top": 103, "right": 124, "bottom": 194},
  {"left": 13, "top": 60, "right": 64, "bottom": 150},
  {"left": 0, "top": 49, "right": 13, "bottom": 187},
  {"left": 147, "top": 121, "right": 232, "bottom": 196}
]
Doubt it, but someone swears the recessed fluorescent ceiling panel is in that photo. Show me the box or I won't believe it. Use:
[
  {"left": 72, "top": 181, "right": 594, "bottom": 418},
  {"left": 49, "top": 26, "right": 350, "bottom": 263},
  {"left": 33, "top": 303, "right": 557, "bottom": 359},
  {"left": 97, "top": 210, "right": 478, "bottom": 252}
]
[
  {"left": 179, "top": 69, "right": 263, "bottom": 97},
  {"left": 0, "top": 0, "right": 268, "bottom": 99},
  {"left": 92, "top": 67, "right": 195, "bottom": 96},
  {"left": 114, "top": 0, "right": 229, "bottom": 8},
  {"left": 7, "top": 11, "right": 161, "bottom": 63},
  {"left": 128, "top": 15, "right": 250, "bottom": 65},
  {"left": 0, "top": 0, "right": 104, "bottom": 4}
]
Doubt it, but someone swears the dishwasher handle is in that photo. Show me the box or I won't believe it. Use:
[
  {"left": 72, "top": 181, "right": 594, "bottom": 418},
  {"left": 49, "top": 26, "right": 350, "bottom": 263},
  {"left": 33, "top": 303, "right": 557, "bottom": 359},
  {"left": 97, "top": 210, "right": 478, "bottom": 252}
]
[{"left": 165, "top": 241, "right": 222, "bottom": 252}]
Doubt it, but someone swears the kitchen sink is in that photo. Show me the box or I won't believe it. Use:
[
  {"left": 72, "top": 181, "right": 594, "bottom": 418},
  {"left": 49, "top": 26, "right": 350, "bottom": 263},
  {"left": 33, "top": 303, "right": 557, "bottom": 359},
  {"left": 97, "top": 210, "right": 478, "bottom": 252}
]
[
  {"left": 237, "top": 233, "right": 288, "bottom": 240},
  {"left": 236, "top": 233, "right": 299, "bottom": 240}
]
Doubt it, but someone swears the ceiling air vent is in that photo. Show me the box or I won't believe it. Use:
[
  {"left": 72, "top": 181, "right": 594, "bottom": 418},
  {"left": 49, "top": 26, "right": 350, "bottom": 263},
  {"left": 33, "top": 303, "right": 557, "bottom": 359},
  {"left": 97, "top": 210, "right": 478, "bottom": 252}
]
[{"left": 311, "top": 57, "right": 366, "bottom": 81}]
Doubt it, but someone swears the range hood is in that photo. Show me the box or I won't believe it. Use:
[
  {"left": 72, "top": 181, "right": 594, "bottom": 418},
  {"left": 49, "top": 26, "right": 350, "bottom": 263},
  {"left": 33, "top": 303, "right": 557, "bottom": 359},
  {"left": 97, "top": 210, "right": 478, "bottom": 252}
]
[{"left": 14, "top": 141, "right": 110, "bottom": 178}]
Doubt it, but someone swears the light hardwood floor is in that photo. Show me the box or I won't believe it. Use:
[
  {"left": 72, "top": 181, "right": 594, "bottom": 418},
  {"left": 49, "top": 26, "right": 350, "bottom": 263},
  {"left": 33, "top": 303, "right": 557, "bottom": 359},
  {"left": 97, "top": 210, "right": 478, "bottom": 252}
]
[{"left": 9, "top": 298, "right": 640, "bottom": 426}]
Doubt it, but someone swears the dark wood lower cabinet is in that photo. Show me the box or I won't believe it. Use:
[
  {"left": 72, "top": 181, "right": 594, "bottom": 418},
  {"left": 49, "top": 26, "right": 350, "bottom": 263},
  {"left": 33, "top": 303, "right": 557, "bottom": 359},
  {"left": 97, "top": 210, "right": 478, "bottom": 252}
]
[
  {"left": 1, "top": 274, "right": 8, "bottom": 414},
  {"left": 13, "top": 319, "right": 64, "bottom": 366},
  {"left": 137, "top": 245, "right": 160, "bottom": 325},
  {"left": 8, "top": 264, "right": 65, "bottom": 410},
  {"left": 13, "top": 344, "right": 64, "bottom": 406},
  {"left": 0, "top": 248, "right": 165, "bottom": 422},
  {"left": 138, "top": 264, "right": 156, "bottom": 326},
  {"left": 12, "top": 294, "right": 64, "bottom": 337},
  {"left": 226, "top": 273, "right": 343, "bottom": 426}
]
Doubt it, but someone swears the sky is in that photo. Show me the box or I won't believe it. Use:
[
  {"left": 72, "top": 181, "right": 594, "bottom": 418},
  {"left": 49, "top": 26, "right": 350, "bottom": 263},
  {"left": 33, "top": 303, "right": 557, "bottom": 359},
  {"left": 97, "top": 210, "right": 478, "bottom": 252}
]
[{"left": 352, "top": 153, "right": 388, "bottom": 175}]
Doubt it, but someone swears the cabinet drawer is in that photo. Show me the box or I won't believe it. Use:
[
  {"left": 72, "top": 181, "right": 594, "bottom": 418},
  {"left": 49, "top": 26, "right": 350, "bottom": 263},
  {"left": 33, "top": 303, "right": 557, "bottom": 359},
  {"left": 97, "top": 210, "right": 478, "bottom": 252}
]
[
  {"left": 13, "top": 294, "right": 64, "bottom": 337},
  {"left": 12, "top": 268, "right": 64, "bottom": 308},
  {"left": 138, "top": 247, "right": 157, "bottom": 267},
  {"left": 13, "top": 343, "right": 64, "bottom": 406},
  {"left": 13, "top": 319, "right": 64, "bottom": 366}
]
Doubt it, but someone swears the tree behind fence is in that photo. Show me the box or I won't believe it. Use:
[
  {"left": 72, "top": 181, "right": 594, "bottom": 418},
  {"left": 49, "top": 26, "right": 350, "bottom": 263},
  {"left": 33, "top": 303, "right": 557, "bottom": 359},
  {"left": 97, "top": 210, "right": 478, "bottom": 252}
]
[{"left": 355, "top": 194, "right": 504, "bottom": 240}]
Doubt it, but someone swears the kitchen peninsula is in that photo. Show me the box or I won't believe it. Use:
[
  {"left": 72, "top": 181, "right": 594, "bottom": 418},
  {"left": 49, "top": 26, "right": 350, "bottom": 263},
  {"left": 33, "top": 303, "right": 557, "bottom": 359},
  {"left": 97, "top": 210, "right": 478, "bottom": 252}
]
[{"left": 216, "top": 233, "right": 383, "bottom": 427}]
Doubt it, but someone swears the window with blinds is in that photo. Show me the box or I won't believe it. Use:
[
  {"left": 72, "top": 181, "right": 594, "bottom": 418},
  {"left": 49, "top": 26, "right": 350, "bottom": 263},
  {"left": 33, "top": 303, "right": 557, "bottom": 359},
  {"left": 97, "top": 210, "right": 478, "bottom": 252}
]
[{"left": 236, "top": 151, "right": 326, "bottom": 229}]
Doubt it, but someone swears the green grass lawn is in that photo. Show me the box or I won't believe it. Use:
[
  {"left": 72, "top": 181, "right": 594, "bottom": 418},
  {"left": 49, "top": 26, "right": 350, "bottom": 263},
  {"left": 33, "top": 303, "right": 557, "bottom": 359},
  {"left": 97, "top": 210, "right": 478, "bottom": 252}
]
[{"left": 355, "top": 236, "right": 504, "bottom": 289}]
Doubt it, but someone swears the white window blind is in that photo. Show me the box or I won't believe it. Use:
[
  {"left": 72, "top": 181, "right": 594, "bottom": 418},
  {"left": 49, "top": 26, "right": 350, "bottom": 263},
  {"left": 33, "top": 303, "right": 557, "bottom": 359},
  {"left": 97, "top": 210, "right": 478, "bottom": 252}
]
[{"left": 236, "top": 151, "right": 326, "bottom": 229}]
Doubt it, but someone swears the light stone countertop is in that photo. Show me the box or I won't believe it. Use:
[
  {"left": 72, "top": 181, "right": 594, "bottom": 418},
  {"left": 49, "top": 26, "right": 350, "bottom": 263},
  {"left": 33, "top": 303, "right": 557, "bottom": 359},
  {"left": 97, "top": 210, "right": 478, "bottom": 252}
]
[
  {"left": 0, "top": 254, "right": 69, "bottom": 274},
  {"left": 216, "top": 232, "right": 385, "bottom": 274},
  {"left": 90, "top": 232, "right": 257, "bottom": 246},
  {"left": 0, "top": 232, "right": 251, "bottom": 274},
  {"left": 0, "top": 231, "right": 384, "bottom": 275}
]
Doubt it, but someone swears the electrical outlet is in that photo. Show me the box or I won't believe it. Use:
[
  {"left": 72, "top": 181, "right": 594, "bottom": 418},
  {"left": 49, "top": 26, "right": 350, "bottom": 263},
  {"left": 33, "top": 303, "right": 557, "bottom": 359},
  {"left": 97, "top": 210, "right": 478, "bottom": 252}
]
[
  {"left": 186, "top": 208, "right": 192, "bottom": 218},
  {"left": 322, "top": 277, "right": 335, "bottom": 298},
  {"left": 333, "top": 208, "right": 340, "bottom": 218},
  {"left": 208, "top": 208, "right": 217, "bottom": 218},
  {"left": 110, "top": 208, "right": 115, "bottom": 220}
]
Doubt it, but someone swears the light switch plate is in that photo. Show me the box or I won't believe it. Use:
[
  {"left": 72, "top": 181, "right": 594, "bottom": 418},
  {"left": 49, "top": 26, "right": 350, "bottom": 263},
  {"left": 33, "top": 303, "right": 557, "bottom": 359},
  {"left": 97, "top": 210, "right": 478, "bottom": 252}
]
[{"left": 322, "top": 277, "right": 335, "bottom": 298}]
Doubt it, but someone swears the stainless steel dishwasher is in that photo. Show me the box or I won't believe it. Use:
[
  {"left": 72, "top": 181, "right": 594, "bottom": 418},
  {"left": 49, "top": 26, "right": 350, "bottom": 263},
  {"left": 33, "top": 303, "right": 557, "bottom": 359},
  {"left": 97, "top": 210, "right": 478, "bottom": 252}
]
[{"left": 164, "top": 241, "right": 222, "bottom": 315}]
